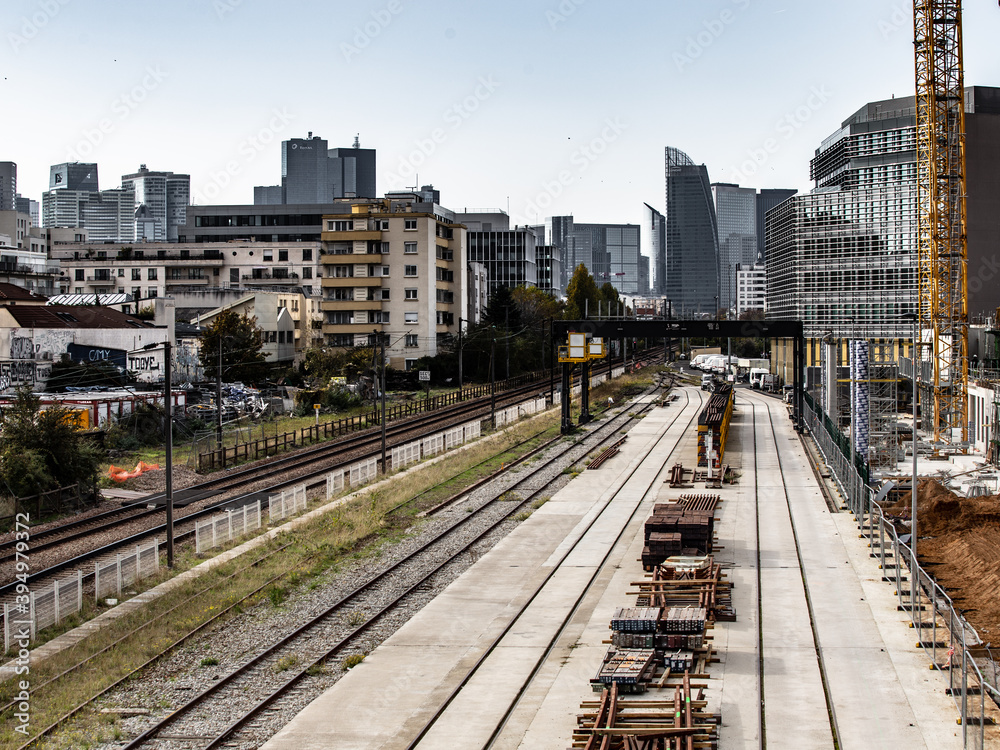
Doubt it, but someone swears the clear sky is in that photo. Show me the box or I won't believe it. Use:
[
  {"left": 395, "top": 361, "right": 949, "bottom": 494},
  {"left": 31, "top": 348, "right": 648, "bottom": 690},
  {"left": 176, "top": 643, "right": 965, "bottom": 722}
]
[{"left": 3, "top": 0, "right": 999, "bottom": 232}]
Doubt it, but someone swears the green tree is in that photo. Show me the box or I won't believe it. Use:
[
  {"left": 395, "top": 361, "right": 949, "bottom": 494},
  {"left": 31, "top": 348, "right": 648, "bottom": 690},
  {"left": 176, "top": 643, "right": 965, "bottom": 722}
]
[
  {"left": 511, "top": 286, "right": 563, "bottom": 328},
  {"left": 0, "top": 388, "right": 102, "bottom": 498},
  {"left": 599, "top": 282, "right": 621, "bottom": 315},
  {"left": 564, "top": 264, "right": 601, "bottom": 320},
  {"left": 483, "top": 286, "right": 522, "bottom": 330},
  {"left": 199, "top": 309, "right": 268, "bottom": 384}
]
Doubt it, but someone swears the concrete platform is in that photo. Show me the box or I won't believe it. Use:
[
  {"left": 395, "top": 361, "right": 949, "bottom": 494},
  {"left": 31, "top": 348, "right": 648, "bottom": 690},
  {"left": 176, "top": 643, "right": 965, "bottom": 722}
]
[{"left": 261, "top": 387, "right": 971, "bottom": 750}]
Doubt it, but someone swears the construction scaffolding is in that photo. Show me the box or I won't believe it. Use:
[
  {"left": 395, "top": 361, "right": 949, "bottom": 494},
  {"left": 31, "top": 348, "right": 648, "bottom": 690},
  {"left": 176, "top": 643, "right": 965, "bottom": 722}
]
[{"left": 868, "top": 341, "right": 900, "bottom": 470}]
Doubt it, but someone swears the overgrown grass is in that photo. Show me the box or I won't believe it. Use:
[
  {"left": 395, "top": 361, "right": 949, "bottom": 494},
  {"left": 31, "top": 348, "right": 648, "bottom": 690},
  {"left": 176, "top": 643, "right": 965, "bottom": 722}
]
[{"left": 342, "top": 653, "right": 365, "bottom": 670}]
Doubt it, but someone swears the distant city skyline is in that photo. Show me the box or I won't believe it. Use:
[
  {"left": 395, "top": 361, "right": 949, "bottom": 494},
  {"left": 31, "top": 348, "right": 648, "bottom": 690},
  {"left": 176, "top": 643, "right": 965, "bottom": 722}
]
[{"left": 3, "top": 1, "right": 1000, "bottom": 232}]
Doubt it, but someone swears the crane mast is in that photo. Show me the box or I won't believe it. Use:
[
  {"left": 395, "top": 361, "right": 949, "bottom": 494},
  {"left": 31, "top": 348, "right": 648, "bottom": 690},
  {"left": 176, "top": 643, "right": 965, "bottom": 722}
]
[{"left": 913, "top": 0, "right": 969, "bottom": 443}]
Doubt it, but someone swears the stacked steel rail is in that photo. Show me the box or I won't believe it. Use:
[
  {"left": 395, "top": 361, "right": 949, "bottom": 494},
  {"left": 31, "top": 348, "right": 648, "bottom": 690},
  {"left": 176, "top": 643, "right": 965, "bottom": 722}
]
[{"left": 696, "top": 385, "right": 734, "bottom": 468}]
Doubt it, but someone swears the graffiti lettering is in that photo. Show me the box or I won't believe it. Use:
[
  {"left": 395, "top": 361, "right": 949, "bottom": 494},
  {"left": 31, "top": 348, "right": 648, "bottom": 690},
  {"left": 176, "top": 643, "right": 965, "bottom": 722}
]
[
  {"left": 10, "top": 337, "right": 33, "bottom": 360},
  {"left": 128, "top": 355, "right": 160, "bottom": 372}
]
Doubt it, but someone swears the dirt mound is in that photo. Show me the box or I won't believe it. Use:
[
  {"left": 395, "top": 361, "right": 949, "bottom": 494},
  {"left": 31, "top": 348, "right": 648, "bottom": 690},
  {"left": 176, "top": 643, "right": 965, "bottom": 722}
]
[
  {"left": 885, "top": 479, "right": 1000, "bottom": 535},
  {"left": 887, "top": 479, "right": 1000, "bottom": 640}
]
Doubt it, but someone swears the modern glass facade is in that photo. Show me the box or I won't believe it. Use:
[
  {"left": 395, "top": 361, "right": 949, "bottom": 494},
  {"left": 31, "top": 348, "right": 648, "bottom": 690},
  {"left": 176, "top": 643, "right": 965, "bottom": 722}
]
[
  {"left": 545, "top": 216, "right": 643, "bottom": 295},
  {"left": 766, "top": 87, "right": 1000, "bottom": 340},
  {"left": 260, "top": 134, "right": 377, "bottom": 205},
  {"left": 711, "top": 183, "right": 757, "bottom": 313},
  {"left": 665, "top": 147, "right": 719, "bottom": 316},
  {"left": 466, "top": 230, "right": 538, "bottom": 292},
  {"left": 755, "top": 188, "right": 796, "bottom": 261}
]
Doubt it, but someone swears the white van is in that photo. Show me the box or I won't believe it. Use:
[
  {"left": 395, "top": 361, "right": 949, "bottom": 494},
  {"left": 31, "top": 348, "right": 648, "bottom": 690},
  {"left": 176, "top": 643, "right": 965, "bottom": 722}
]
[
  {"left": 749, "top": 368, "right": 769, "bottom": 389},
  {"left": 701, "top": 374, "right": 715, "bottom": 391}
]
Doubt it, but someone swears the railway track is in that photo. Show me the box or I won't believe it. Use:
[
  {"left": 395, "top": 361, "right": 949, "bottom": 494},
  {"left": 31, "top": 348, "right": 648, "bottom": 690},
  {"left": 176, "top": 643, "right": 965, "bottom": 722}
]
[
  {"left": 9, "top": 385, "right": 672, "bottom": 750},
  {"left": 0, "top": 380, "right": 561, "bottom": 597}
]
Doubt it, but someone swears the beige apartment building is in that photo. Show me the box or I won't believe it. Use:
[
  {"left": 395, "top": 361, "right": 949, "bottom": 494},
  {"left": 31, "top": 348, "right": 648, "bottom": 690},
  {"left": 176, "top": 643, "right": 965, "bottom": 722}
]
[{"left": 320, "top": 194, "right": 466, "bottom": 370}]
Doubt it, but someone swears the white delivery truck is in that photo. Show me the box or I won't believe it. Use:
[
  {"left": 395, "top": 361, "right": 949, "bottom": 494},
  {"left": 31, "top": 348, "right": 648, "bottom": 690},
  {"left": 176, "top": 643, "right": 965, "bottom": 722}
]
[{"left": 749, "top": 368, "right": 770, "bottom": 389}]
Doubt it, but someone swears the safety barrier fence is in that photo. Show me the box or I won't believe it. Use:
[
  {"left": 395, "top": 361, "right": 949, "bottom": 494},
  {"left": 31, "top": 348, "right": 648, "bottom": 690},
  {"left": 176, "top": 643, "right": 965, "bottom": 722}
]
[
  {"left": 195, "top": 500, "right": 264, "bottom": 554},
  {"left": 3, "top": 572, "right": 82, "bottom": 651},
  {"left": 268, "top": 485, "right": 307, "bottom": 525},
  {"left": 803, "top": 397, "right": 992, "bottom": 748},
  {"left": 94, "top": 540, "right": 161, "bottom": 603}
]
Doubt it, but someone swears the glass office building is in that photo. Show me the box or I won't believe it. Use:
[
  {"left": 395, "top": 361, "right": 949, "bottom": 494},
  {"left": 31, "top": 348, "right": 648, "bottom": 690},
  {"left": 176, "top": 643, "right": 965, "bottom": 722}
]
[{"left": 665, "top": 147, "right": 719, "bottom": 316}]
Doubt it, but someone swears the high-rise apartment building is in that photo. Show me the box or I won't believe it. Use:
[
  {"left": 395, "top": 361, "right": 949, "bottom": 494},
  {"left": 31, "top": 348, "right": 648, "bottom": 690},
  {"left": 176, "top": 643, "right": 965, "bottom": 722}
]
[
  {"left": 0, "top": 162, "right": 16, "bottom": 211},
  {"left": 15, "top": 195, "right": 39, "bottom": 227},
  {"left": 665, "top": 147, "right": 719, "bottom": 316},
  {"left": 256, "top": 133, "right": 376, "bottom": 205},
  {"left": 735, "top": 261, "right": 766, "bottom": 317},
  {"left": 122, "top": 165, "right": 191, "bottom": 242},
  {"left": 319, "top": 194, "right": 465, "bottom": 370},
  {"left": 711, "top": 183, "right": 757, "bottom": 313}
]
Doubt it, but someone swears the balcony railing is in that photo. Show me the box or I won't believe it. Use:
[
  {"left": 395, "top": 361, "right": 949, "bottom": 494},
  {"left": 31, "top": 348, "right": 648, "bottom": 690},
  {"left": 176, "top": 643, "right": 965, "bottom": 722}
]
[{"left": 241, "top": 272, "right": 300, "bottom": 281}]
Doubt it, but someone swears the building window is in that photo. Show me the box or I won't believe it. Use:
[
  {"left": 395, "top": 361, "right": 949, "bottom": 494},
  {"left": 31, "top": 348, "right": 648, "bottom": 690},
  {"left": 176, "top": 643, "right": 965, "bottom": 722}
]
[
  {"left": 74, "top": 287, "right": 84, "bottom": 294},
  {"left": 379, "top": 220, "right": 389, "bottom": 230},
  {"left": 127, "top": 268, "right": 140, "bottom": 281},
  {"left": 404, "top": 242, "right": 417, "bottom": 254},
  {"left": 405, "top": 288, "right": 418, "bottom": 300},
  {"left": 75, "top": 269, "right": 84, "bottom": 281},
  {"left": 404, "top": 219, "right": 417, "bottom": 230},
  {"left": 131, "top": 287, "right": 141, "bottom": 300},
  {"left": 230, "top": 268, "right": 239, "bottom": 283},
  {"left": 328, "top": 220, "right": 352, "bottom": 231},
  {"left": 148, "top": 269, "right": 158, "bottom": 280},
  {"left": 381, "top": 265, "right": 390, "bottom": 277},
  {"left": 117, "top": 268, "right": 125, "bottom": 277},
  {"left": 302, "top": 267, "right": 312, "bottom": 279},
  {"left": 380, "top": 241, "right": 390, "bottom": 254},
  {"left": 404, "top": 265, "right": 417, "bottom": 277},
  {"left": 405, "top": 312, "right": 418, "bottom": 324},
  {"left": 278, "top": 249, "right": 288, "bottom": 262},
  {"left": 405, "top": 334, "right": 419, "bottom": 348},
  {"left": 331, "top": 265, "right": 354, "bottom": 278},
  {"left": 148, "top": 287, "right": 158, "bottom": 298},
  {"left": 379, "top": 288, "right": 390, "bottom": 300},
  {"left": 302, "top": 248, "right": 313, "bottom": 261},
  {"left": 405, "top": 358, "right": 418, "bottom": 371},
  {"left": 264, "top": 250, "right": 273, "bottom": 261},
  {"left": 372, "top": 311, "right": 390, "bottom": 324}
]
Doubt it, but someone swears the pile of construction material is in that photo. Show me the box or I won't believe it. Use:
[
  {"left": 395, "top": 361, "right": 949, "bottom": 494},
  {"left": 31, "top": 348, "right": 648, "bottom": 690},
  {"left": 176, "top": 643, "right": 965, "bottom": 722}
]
[
  {"left": 697, "top": 384, "right": 734, "bottom": 468},
  {"left": 641, "top": 494, "right": 719, "bottom": 568}
]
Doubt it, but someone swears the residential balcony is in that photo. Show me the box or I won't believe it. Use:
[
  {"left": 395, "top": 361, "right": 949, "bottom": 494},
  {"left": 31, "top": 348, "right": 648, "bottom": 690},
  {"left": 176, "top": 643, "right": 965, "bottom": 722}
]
[
  {"left": 321, "top": 299, "right": 382, "bottom": 311},
  {"left": 321, "top": 276, "right": 382, "bottom": 287},
  {"left": 320, "top": 230, "right": 381, "bottom": 242}
]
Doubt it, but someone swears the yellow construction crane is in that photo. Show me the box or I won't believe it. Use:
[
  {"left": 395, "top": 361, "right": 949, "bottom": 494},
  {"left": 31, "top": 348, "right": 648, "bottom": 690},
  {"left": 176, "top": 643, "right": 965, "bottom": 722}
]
[{"left": 913, "top": 0, "right": 969, "bottom": 444}]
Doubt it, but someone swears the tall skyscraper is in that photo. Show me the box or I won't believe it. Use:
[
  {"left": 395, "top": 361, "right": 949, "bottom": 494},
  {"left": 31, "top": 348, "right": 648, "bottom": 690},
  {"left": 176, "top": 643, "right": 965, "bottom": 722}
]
[
  {"left": 0, "top": 162, "right": 16, "bottom": 211},
  {"left": 643, "top": 203, "right": 666, "bottom": 295},
  {"left": 711, "top": 183, "right": 757, "bottom": 313},
  {"left": 665, "top": 147, "right": 719, "bottom": 316},
  {"left": 122, "top": 165, "right": 191, "bottom": 242},
  {"left": 257, "top": 133, "right": 377, "bottom": 204}
]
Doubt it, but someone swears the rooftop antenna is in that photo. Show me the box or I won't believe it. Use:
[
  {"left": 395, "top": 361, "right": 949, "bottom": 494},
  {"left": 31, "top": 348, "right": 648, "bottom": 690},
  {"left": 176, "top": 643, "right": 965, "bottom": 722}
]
[{"left": 353, "top": 134, "right": 360, "bottom": 148}]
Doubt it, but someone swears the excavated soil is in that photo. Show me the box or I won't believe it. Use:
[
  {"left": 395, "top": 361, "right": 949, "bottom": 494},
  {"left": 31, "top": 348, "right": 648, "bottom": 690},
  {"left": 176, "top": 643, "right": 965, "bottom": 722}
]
[{"left": 886, "top": 479, "right": 1000, "bottom": 641}]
